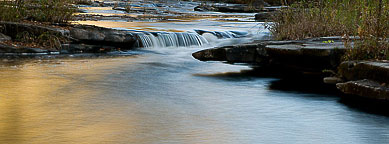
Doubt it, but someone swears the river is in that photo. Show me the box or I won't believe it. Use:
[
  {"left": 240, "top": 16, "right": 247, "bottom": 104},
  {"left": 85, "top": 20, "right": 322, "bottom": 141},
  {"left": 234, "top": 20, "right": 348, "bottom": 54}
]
[{"left": 0, "top": 0, "right": 389, "bottom": 143}]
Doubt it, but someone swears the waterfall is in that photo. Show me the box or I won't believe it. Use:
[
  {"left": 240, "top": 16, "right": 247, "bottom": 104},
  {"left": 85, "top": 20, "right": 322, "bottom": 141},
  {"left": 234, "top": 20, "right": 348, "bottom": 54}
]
[
  {"left": 194, "top": 30, "right": 249, "bottom": 39},
  {"left": 135, "top": 32, "right": 209, "bottom": 48}
]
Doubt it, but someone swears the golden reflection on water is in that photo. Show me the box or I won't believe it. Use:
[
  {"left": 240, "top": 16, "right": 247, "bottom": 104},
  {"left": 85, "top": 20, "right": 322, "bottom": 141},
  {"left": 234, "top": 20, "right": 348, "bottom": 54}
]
[
  {"left": 0, "top": 58, "right": 141, "bottom": 143},
  {"left": 0, "top": 57, "right": 230, "bottom": 144}
]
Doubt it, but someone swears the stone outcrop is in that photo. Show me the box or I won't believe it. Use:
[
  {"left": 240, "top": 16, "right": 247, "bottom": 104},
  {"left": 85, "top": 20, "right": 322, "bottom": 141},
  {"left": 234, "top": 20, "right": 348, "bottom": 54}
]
[
  {"left": 0, "top": 22, "right": 139, "bottom": 55},
  {"left": 335, "top": 61, "right": 389, "bottom": 100},
  {"left": 69, "top": 25, "right": 137, "bottom": 49},
  {"left": 254, "top": 12, "right": 273, "bottom": 21},
  {"left": 338, "top": 61, "right": 389, "bottom": 84},
  {"left": 193, "top": 37, "right": 348, "bottom": 72},
  {"left": 254, "top": 6, "right": 286, "bottom": 21},
  {"left": 192, "top": 37, "right": 389, "bottom": 101},
  {"left": 337, "top": 79, "right": 389, "bottom": 100},
  {"left": 193, "top": 40, "right": 389, "bottom": 101}
]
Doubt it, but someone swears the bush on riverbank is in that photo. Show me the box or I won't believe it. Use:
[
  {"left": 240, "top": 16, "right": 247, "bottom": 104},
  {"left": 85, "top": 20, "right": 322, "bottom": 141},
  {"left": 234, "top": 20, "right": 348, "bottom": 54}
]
[
  {"left": 267, "top": 0, "right": 389, "bottom": 60},
  {"left": 0, "top": 0, "right": 79, "bottom": 24}
]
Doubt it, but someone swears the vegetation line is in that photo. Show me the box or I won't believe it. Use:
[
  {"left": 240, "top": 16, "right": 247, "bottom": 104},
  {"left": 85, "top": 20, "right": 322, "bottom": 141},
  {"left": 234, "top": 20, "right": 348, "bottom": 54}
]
[{"left": 266, "top": 0, "right": 389, "bottom": 60}]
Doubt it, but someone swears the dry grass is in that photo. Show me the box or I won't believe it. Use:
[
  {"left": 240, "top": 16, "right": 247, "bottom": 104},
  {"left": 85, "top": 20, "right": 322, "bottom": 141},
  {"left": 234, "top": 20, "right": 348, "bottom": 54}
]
[
  {"left": 0, "top": 0, "right": 77, "bottom": 24},
  {"left": 0, "top": 0, "right": 81, "bottom": 49},
  {"left": 267, "top": 0, "right": 389, "bottom": 60}
]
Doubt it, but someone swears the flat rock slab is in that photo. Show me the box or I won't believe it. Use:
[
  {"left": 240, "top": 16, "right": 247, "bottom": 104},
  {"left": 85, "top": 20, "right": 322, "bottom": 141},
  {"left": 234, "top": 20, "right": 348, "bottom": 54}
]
[
  {"left": 193, "top": 38, "right": 348, "bottom": 71},
  {"left": 338, "top": 61, "right": 389, "bottom": 84},
  {"left": 337, "top": 79, "right": 389, "bottom": 100},
  {"left": 69, "top": 25, "right": 137, "bottom": 49}
]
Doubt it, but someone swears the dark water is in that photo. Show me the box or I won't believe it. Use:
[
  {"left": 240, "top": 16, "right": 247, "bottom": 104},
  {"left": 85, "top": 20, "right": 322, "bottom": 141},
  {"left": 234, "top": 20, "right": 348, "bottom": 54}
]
[{"left": 0, "top": 47, "right": 388, "bottom": 144}]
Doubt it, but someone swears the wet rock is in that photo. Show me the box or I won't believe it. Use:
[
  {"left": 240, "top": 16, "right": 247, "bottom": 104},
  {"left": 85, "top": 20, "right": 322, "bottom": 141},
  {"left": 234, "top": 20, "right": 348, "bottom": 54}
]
[
  {"left": 195, "top": 30, "right": 249, "bottom": 39},
  {"left": 255, "top": 12, "right": 274, "bottom": 21},
  {"left": 192, "top": 47, "right": 227, "bottom": 61},
  {"left": 194, "top": 3, "right": 262, "bottom": 13},
  {"left": 0, "top": 33, "right": 11, "bottom": 41},
  {"left": 323, "top": 77, "right": 343, "bottom": 84},
  {"left": 338, "top": 61, "right": 389, "bottom": 84},
  {"left": 194, "top": 5, "right": 218, "bottom": 12},
  {"left": 0, "top": 44, "right": 17, "bottom": 53},
  {"left": 193, "top": 38, "right": 348, "bottom": 71},
  {"left": 337, "top": 79, "right": 389, "bottom": 100},
  {"left": 0, "top": 22, "right": 139, "bottom": 55},
  {"left": 73, "top": 14, "right": 136, "bottom": 22},
  {"left": 69, "top": 25, "right": 137, "bottom": 49},
  {"left": 61, "top": 43, "right": 116, "bottom": 53},
  {"left": 15, "top": 48, "right": 48, "bottom": 53},
  {"left": 112, "top": 7, "right": 128, "bottom": 12},
  {"left": 192, "top": 43, "right": 265, "bottom": 63},
  {"left": 0, "top": 43, "right": 48, "bottom": 55}
]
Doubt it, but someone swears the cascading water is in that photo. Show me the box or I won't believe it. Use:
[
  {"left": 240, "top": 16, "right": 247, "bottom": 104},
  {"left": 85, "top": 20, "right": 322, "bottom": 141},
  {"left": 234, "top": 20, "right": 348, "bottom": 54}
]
[
  {"left": 194, "top": 30, "right": 250, "bottom": 39},
  {"left": 135, "top": 32, "right": 209, "bottom": 48}
]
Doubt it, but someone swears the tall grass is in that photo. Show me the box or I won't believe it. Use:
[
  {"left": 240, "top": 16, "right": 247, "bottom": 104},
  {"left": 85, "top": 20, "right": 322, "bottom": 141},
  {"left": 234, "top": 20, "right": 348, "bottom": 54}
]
[
  {"left": 267, "top": 0, "right": 389, "bottom": 60},
  {"left": 0, "top": 0, "right": 80, "bottom": 24},
  {"left": 0, "top": 0, "right": 90, "bottom": 49}
]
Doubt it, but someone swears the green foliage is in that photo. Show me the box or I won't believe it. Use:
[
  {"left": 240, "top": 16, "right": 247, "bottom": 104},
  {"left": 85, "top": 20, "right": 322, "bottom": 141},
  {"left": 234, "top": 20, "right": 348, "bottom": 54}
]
[
  {"left": 323, "top": 40, "right": 334, "bottom": 43},
  {"left": 267, "top": 0, "right": 389, "bottom": 60},
  {"left": 0, "top": 0, "right": 78, "bottom": 24}
]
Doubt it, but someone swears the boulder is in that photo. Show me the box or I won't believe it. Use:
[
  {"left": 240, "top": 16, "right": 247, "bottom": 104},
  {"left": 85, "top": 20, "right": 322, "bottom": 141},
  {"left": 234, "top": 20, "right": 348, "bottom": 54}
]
[
  {"left": 255, "top": 12, "right": 273, "bottom": 21},
  {"left": 192, "top": 43, "right": 264, "bottom": 63},
  {"left": 69, "top": 25, "right": 137, "bottom": 49},
  {"left": 338, "top": 61, "right": 389, "bottom": 84}
]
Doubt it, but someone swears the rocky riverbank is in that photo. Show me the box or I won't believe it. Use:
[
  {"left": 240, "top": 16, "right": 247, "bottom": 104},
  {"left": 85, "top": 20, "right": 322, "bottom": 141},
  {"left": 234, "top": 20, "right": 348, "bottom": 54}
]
[
  {"left": 0, "top": 21, "right": 140, "bottom": 58},
  {"left": 192, "top": 37, "right": 389, "bottom": 101}
]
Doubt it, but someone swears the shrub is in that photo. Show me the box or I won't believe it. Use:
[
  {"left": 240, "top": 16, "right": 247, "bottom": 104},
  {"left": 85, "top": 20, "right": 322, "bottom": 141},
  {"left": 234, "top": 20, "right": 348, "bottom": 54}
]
[
  {"left": 267, "top": 0, "right": 389, "bottom": 60},
  {"left": 0, "top": 0, "right": 77, "bottom": 24}
]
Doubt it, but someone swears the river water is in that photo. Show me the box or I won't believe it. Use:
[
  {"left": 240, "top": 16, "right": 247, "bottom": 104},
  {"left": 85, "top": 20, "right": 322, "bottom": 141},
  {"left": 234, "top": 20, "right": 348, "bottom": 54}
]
[{"left": 1, "top": 0, "right": 389, "bottom": 143}]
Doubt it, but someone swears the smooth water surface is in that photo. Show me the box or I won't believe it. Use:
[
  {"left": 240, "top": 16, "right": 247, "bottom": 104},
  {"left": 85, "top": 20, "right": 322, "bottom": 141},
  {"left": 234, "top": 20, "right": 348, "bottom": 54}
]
[
  {"left": 1, "top": 0, "right": 389, "bottom": 143},
  {"left": 0, "top": 48, "right": 389, "bottom": 144}
]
